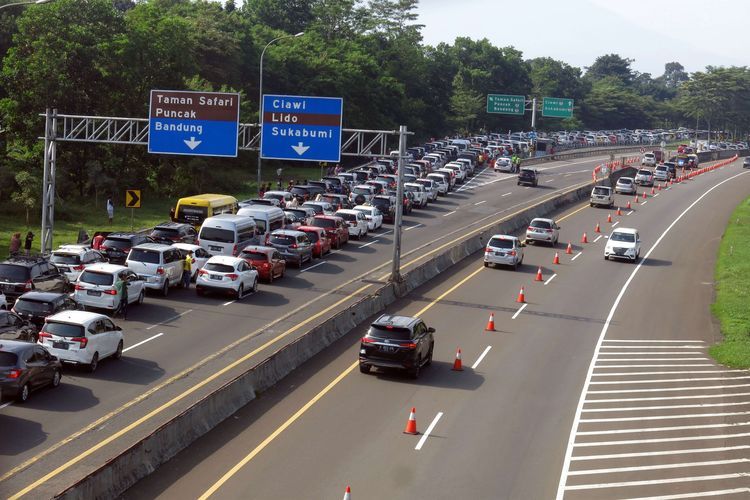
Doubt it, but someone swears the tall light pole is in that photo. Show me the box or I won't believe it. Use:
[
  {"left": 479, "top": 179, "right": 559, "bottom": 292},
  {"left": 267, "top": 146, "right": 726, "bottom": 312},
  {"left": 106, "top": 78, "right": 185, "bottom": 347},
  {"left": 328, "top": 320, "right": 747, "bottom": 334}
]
[
  {"left": 0, "top": 0, "right": 52, "bottom": 10},
  {"left": 257, "top": 31, "right": 304, "bottom": 195}
]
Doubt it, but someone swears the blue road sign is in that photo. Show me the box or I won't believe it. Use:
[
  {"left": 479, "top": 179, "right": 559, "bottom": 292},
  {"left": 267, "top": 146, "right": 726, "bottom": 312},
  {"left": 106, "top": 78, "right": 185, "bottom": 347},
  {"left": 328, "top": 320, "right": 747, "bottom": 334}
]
[
  {"left": 261, "top": 94, "right": 343, "bottom": 162},
  {"left": 148, "top": 90, "right": 240, "bottom": 157}
]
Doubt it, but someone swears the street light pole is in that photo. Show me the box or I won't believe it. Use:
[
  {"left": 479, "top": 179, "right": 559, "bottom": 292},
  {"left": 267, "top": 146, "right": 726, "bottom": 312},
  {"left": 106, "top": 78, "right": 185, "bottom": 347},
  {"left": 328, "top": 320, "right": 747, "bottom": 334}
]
[{"left": 257, "top": 31, "right": 304, "bottom": 196}]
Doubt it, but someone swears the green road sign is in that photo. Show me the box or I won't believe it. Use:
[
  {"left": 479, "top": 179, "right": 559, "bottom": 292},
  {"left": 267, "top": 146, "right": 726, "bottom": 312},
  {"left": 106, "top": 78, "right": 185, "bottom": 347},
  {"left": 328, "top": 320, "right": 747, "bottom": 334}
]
[
  {"left": 542, "top": 97, "right": 574, "bottom": 118},
  {"left": 487, "top": 94, "right": 525, "bottom": 115}
]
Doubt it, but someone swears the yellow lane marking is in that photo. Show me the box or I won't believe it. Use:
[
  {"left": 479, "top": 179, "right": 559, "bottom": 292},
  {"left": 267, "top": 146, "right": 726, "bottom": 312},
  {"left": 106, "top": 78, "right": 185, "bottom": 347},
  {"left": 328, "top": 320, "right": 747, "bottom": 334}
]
[
  {"left": 199, "top": 265, "right": 486, "bottom": 498},
  {"left": 7, "top": 284, "right": 373, "bottom": 500}
]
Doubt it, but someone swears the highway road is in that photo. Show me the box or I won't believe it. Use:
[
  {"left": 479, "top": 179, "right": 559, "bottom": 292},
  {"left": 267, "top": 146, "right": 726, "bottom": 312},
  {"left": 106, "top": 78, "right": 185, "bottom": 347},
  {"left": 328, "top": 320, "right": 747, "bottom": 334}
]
[
  {"left": 120, "top": 158, "right": 750, "bottom": 499},
  {"left": 0, "top": 153, "right": 629, "bottom": 497}
]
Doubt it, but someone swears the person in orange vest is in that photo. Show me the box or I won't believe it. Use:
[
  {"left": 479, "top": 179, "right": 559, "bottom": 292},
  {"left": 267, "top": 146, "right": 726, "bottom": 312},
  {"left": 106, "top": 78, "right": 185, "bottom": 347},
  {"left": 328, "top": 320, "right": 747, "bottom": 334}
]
[{"left": 92, "top": 233, "right": 105, "bottom": 250}]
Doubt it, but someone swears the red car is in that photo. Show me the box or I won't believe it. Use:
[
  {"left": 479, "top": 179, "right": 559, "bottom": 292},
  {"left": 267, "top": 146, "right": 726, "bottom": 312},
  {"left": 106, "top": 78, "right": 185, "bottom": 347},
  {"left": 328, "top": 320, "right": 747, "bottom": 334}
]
[
  {"left": 238, "top": 245, "right": 286, "bottom": 283},
  {"left": 297, "top": 226, "right": 331, "bottom": 258},
  {"left": 310, "top": 215, "right": 349, "bottom": 249}
]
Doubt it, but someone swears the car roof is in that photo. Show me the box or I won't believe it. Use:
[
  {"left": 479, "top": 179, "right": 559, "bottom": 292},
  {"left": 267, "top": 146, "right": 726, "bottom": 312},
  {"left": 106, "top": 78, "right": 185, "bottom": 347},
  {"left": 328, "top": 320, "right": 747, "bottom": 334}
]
[
  {"left": 0, "top": 340, "right": 35, "bottom": 353},
  {"left": 314, "top": 214, "right": 342, "bottom": 220},
  {"left": 240, "top": 245, "right": 274, "bottom": 254},
  {"left": 84, "top": 263, "right": 129, "bottom": 273},
  {"left": 488, "top": 234, "right": 518, "bottom": 241},
  {"left": 154, "top": 221, "right": 188, "bottom": 229},
  {"left": 206, "top": 255, "right": 243, "bottom": 266},
  {"left": 16, "top": 291, "right": 67, "bottom": 302},
  {"left": 296, "top": 225, "right": 325, "bottom": 233},
  {"left": 618, "top": 176, "right": 634, "bottom": 181},
  {"left": 131, "top": 243, "right": 173, "bottom": 251},
  {"left": 335, "top": 209, "right": 359, "bottom": 215},
  {"left": 46, "top": 310, "right": 107, "bottom": 324},
  {"left": 612, "top": 227, "right": 638, "bottom": 234},
  {"left": 171, "top": 243, "right": 201, "bottom": 251},
  {"left": 372, "top": 314, "right": 420, "bottom": 328},
  {"left": 271, "top": 229, "right": 306, "bottom": 237},
  {"left": 105, "top": 232, "right": 139, "bottom": 239},
  {"left": 530, "top": 217, "right": 555, "bottom": 224},
  {"left": 352, "top": 205, "right": 375, "bottom": 211}
]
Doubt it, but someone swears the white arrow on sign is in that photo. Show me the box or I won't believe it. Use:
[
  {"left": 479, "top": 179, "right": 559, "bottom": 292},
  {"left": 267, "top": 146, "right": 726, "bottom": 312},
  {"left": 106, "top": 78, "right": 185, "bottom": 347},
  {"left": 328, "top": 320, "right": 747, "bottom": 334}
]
[
  {"left": 291, "top": 142, "right": 310, "bottom": 156},
  {"left": 184, "top": 137, "right": 202, "bottom": 150}
]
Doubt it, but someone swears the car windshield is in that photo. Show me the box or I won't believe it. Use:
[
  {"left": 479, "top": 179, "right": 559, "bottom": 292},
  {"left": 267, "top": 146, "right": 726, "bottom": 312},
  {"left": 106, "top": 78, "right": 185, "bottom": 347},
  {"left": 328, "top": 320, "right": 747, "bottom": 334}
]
[
  {"left": 239, "top": 251, "right": 267, "bottom": 261},
  {"left": 338, "top": 212, "right": 356, "bottom": 222},
  {"left": 286, "top": 209, "right": 308, "bottom": 219},
  {"left": 270, "top": 235, "right": 295, "bottom": 246},
  {"left": 531, "top": 220, "right": 552, "bottom": 229},
  {"left": 204, "top": 262, "right": 235, "bottom": 273},
  {"left": 367, "top": 325, "right": 411, "bottom": 341},
  {"left": 0, "top": 264, "right": 30, "bottom": 282},
  {"left": 303, "top": 204, "right": 323, "bottom": 214},
  {"left": 253, "top": 220, "right": 267, "bottom": 233},
  {"left": 79, "top": 271, "right": 114, "bottom": 286},
  {"left": 488, "top": 238, "right": 514, "bottom": 249},
  {"left": 151, "top": 228, "right": 180, "bottom": 238},
  {"left": 611, "top": 232, "right": 636, "bottom": 242},
  {"left": 618, "top": 178, "right": 633, "bottom": 185},
  {"left": 265, "top": 193, "right": 284, "bottom": 201},
  {"left": 43, "top": 321, "right": 84, "bottom": 338},
  {"left": 14, "top": 298, "right": 53, "bottom": 314},
  {"left": 290, "top": 187, "right": 309, "bottom": 196},
  {"left": 128, "top": 249, "right": 160, "bottom": 264},
  {"left": 371, "top": 198, "right": 389, "bottom": 209},
  {"left": 656, "top": 166, "right": 667, "bottom": 171},
  {"left": 521, "top": 169, "right": 534, "bottom": 175},
  {"left": 102, "top": 238, "right": 132, "bottom": 249},
  {"left": 593, "top": 187, "right": 610, "bottom": 195},
  {"left": 311, "top": 218, "right": 335, "bottom": 229},
  {"left": 353, "top": 187, "right": 371, "bottom": 195},
  {"left": 50, "top": 253, "right": 81, "bottom": 265},
  {"left": 0, "top": 351, "right": 18, "bottom": 367},
  {"left": 199, "top": 227, "right": 234, "bottom": 243},
  {"left": 300, "top": 230, "right": 319, "bottom": 242},
  {"left": 638, "top": 170, "right": 651, "bottom": 176}
]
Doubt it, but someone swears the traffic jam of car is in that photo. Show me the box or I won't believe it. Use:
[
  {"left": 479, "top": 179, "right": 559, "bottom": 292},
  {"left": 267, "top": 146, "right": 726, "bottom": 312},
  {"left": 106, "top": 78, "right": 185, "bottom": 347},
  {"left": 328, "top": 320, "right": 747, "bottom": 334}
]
[{"left": 0, "top": 137, "right": 719, "bottom": 401}]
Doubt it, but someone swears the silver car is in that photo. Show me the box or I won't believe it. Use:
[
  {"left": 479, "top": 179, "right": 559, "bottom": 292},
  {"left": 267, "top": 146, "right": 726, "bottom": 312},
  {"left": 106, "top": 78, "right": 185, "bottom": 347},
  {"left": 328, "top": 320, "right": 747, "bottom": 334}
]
[
  {"left": 525, "top": 218, "right": 560, "bottom": 246},
  {"left": 484, "top": 235, "right": 524, "bottom": 270},
  {"left": 634, "top": 169, "right": 654, "bottom": 187},
  {"left": 615, "top": 177, "right": 637, "bottom": 195}
]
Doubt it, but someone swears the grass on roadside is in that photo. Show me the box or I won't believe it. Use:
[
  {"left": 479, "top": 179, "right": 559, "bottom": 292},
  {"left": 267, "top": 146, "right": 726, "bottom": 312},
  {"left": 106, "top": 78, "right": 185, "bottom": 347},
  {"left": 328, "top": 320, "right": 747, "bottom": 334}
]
[{"left": 709, "top": 195, "right": 750, "bottom": 368}]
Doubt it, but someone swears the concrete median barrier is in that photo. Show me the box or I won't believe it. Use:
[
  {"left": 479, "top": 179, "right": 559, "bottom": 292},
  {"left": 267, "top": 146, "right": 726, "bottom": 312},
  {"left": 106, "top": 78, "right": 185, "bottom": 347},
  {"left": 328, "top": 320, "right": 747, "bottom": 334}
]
[{"left": 54, "top": 178, "right": 614, "bottom": 499}]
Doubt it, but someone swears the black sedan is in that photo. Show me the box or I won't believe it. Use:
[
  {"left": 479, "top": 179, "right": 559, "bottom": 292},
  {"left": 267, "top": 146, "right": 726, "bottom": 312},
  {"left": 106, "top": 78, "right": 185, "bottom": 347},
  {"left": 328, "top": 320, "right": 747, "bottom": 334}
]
[
  {"left": 0, "top": 340, "right": 62, "bottom": 402},
  {"left": 0, "top": 310, "right": 38, "bottom": 343},
  {"left": 11, "top": 291, "right": 83, "bottom": 331}
]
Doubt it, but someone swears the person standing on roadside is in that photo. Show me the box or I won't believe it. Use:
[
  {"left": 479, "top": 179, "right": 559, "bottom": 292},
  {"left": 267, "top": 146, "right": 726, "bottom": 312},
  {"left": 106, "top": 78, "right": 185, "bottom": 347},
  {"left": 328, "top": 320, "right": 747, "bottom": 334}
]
[
  {"left": 118, "top": 273, "right": 128, "bottom": 320},
  {"left": 24, "top": 231, "right": 33, "bottom": 256},
  {"left": 9, "top": 232, "right": 21, "bottom": 257},
  {"left": 182, "top": 250, "right": 194, "bottom": 289},
  {"left": 106, "top": 198, "right": 114, "bottom": 225}
]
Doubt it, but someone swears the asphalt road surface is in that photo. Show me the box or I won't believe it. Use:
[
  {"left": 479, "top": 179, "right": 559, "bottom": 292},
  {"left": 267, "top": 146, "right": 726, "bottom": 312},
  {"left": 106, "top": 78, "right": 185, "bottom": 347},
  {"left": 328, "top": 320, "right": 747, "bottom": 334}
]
[
  {"left": 121, "top": 158, "right": 750, "bottom": 499},
  {"left": 0, "top": 153, "right": 628, "bottom": 497}
]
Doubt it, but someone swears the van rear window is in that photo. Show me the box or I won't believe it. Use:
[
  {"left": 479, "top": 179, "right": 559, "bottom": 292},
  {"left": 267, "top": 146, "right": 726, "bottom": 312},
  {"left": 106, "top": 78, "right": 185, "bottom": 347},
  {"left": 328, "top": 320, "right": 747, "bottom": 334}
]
[
  {"left": 199, "top": 227, "right": 234, "bottom": 243},
  {"left": 44, "top": 321, "right": 85, "bottom": 338},
  {"left": 128, "top": 249, "right": 160, "bottom": 264},
  {"left": 176, "top": 206, "right": 207, "bottom": 225},
  {"left": 311, "top": 218, "right": 335, "bottom": 229},
  {"left": 79, "top": 271, "right": 114, "bottom": 286},
  {"left": 488, "top": 238, "right": 514, "bottom": 249}
]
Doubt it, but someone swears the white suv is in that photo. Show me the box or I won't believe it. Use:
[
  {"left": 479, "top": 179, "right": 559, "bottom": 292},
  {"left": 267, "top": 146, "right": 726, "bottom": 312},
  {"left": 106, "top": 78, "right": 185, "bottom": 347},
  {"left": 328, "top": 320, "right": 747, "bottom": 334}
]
[
  {"left": 126, "top": 243, "right": 185, "bottom": 296},
  {"left": 590, "top": 186, "right": 614, "bottom": 208},
  {"left": 605, "top": 228, "right": 641, "bottom": 262},
  {"left": 642, "top": 153, "right": 656, "bottom": 166},
  {"left": 404, "top": 183, "right": 428, "bottom": 208},
  {"left": 484, "top": 235, "right": 524, "bottom": 270},
  {"left": 50, "top": 245, "right": 108, "bottom": 282},
  {"left": 74, "top": 264, "right": 146, "bottom": 311},
  {"left": 39, "top": 310, "right": 124, "bottom": 372},
  {"left": 335, "top": 209, "right": 369, "bottom": 239}
]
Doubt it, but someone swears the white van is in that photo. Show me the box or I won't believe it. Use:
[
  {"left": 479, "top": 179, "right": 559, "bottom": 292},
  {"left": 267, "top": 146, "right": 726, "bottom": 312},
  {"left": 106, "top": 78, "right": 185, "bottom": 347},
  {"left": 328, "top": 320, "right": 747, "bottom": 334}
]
[
  {"left": 237, "top": 206, "right": 285, "bottom": 246},
  {"left": 198, "top": 214, "right": 257, "bottom": 256}
]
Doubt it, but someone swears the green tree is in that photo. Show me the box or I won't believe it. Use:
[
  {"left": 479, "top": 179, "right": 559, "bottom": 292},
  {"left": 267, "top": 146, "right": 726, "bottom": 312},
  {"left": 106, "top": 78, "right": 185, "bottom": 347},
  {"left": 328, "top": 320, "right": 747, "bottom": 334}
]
[
  {"left": 585, "top": 54, "right": 635, "bottom": 86},
  {"left": 11, "top": 170, "right": 39, "bottom": 226},
  {"left": 448, "top": 72, "right": 483, "bottom": 134}
]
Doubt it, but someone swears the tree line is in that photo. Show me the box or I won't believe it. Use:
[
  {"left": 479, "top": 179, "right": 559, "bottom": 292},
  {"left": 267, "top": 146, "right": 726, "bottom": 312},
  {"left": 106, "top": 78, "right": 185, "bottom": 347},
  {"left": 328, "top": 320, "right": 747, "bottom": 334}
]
[{"left": 0, "top": 0, "right": 748, "bottom": 218}]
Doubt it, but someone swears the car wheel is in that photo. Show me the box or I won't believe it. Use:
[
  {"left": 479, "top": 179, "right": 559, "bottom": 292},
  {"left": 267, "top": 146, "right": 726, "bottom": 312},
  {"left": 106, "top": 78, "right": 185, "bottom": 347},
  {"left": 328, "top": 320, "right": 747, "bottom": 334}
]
[
  {"left": 162, "top": 282, "right": 169, "bottom": 297},
  {"left": 138, "top": 290, "right": 144, "bottom": 305},
  {"left": 16, "top": 383, "right": 30, "bottom": 403},
  {"left": 236, "top": 284, "right": 244, "bottom": 299},
  {"left": 196, "top": 287, "right": 205, "bottom": 296},
  {"left": 51, "top": 369, "right": 61, "bottom": 388},
  {"left": 268, "top": 271, "right": 274, "bottom": 284},
  {"left": 252, "top": 279, "right": 258, "bottom": 293},
  {"left": 484, "top": 261, "right": 489, "bottom": 267},
  {"left": 88, "top": 352, "right": 99, "bottom": 373},
  {"left": 359, "top": 363, "right": 371, "bottom": 374},
  {"left": 409, "top": 357, "right": 421, "bottom": 379},
  {"left": 113, "top": 340, "right": 123, "bottom": 360}
]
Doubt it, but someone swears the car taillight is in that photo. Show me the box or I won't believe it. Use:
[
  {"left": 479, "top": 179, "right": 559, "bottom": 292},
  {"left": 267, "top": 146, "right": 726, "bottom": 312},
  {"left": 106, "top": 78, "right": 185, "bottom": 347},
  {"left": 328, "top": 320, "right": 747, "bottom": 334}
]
[
  {"left": 198, "top": 269, "right": 208, "bottom": 276},
  {"left": 509, "top": 250, "right": 517, "bottom": 256},
  {"left": 485, "top": 246, "right": 492, "bottom": 253},
  {"left": 39, "top": 332, "right": 52, "bottom": 339},
  {"left": 527, "top": 226, "right": 533, "bottom": 231},
  {"left": 72, "top": 265, "right": 84, "bottom": 271},
  {"left": 24, "top": 280, "right": 33, "bottom": 290},
  {"left": 156, "top": 266, "right": 165, "bottom": 275},
  {"left": 361, "top": 337, "right": 376, "bottom": 344},
  {"left": 227, "top": 273, "right": 238, "bottom": 281},
  {"left": 7, "top": 368, "right": 21, "bottom": 379},
  {"left": 404, "top": 342, "right": 417, "bottom": 350},
  {"left": 290, "top": 243, "right": 298, "bottom": 249},
  {"left": 104, "top": 289, "right": 118, "bottom": 295},
  {"left": 74, "top": 284, "right": 85, "bottom": 290},
  {"left": 233, "top": 244, "right": 238, "bottom": 255},
  {"left": 71, "top": 337, "right": 88, "bottom": 348},
  {"left": 263, "top": 262, "right": 270, "bottom": 268},
  {"left": 545, "top": 229, "right": 553, "bottom": 233}
]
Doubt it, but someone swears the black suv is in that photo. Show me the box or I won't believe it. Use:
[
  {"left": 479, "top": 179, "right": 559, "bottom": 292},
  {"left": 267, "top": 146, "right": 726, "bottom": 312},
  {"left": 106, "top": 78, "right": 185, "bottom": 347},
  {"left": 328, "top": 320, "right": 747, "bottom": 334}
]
[
  {"left": 149, "top": 222, "right": 198, "bottom": 245},
  {"left": 359, "top": 314, "right": 435, "bottom": 378},
  {"left": 0, "top": 257, "right": 70, "bottom": 303},
  {"left": 11, "top": 291, "right": 82, "bottom": 330},
  {"left": 743, "top": 157, "right": 750, "bottom": 169},
  {"left": 517, "top": 168, "right": 538, "bottom": 187},
  {"left": 99, "top": 232, "right": 153, "bottom": 265},
  {"left": 369, "top": 195, "right": 396, "bottom": 223},
  {"left": 0, "top": 309, "right": 38, "bottom": 342}
]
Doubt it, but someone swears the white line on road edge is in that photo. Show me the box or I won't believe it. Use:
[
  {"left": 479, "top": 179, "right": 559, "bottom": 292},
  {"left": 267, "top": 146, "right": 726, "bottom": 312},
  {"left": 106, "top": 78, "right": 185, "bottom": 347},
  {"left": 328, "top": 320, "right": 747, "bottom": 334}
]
[
  {"left": 502, "top": 192, "right": 512, "bottom": 197},
  {"left": 471, "top": 346, "right": 492, "bottom": 369},
  {"left": 627, "top": 210, "right": 634, "bottom": 215},
  {"left": 602, "top": 339, "right": 705, "bottom": 343},
  {"left": 599, "top": 345, "right": 705, "bottom": 349},
  {"left": 221, "top": 300, "right": 235, "bottom": 307},
  {"left": 641, "top": 200, "right": 648, "bottom": 205},
  {"left": 546, "top": 179, "right": 554, "bottom": 183},
  {"left": 592, "top": 369, "right": 746, "bottom": 375},
  {"left": 358, "top": 240, "right": 379, "bottom": 248},
  {"left": 593, "top": 235, "right": 603, "bottom": 243},
  {"left": 654, "top": 193, "right": 660, "bottom": 197},
  {"left": 572, "top": 445, "right": 750, "bottom": 461},
  {"left": 443, "top": 210, "right": 456, "bottom": 217},
  {"left": 146, "top": 309, "right": 193, "bottom": 330},
  {"left": 555, "top": 169, "right": 750, "bottom": 500},
  {"left": 581, "top": 410, "right": 750, "bottom": 423},
  {"left": 544, "top": 273, "right": 557, "bottom": 285},
  {"left": 474, "top": 200, "right": 487, "bottom": 205},
  {"left": 300, "top": 261, "right": 327, "bottom": 273},
  {"left": 625, "top": 487, "right": 750, "bottom": 499},
  {"left": 0, "top": 401, "right": 12, "bottom": 410},
  {"left": 593, "top": 364, "right": 713, "bottom": 368},
  {"left": 583, "top": 402, "right": 750, "bottom": 414},
  {"left": 578, "top": 420, "right": 750, "bottom": 435},
  {"left": 574, "top": 432, "right": 750, "bottom": 447},
  {"left": 611, "top": 221, "right": 619, "bottom": 227},
  {"left": 596, "top": 357, "right": 710, "bottom": 362},
  {"left": 379, "top": 229, "right": 394, "bottom": 236},
  {"left": 404, "top": 224, "right": 423, "bottom": 231},
  {"left": 591, "top": 375, "right": 750, "bottom": 384},
  {"left": 586, "top": 392, "right": 750, "bottom": 403},
  {"left": 512, "top": 303, "right": 528, "bottom": 319},
  {"left": 564, "top": 472, "right": 748, "bottom": 491},
  {"left": 123, "top": 333, "right": 164, "bottom": 353},
  {"left": 415, "top": 412, "right": 444, "bottom": 450},
  {"left": 597, "top": 351, "right": 709, "bottom": 355},
  {"left": 568, "top": 458, "right": 749, "bottom": 476},
  {"left": 588, "top": 383, "right": 750, "bottom": 393},
  {"left": 571, "top": 251, "right": 582, "bottom": 261}
]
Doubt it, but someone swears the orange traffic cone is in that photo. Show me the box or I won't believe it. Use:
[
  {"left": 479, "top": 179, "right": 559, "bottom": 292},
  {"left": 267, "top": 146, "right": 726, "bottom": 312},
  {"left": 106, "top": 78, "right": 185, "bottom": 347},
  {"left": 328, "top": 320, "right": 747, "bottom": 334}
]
[
  {"left": 452, "top": 348, "right": 464, "bottom": 371},
  {"left": 404, "top": 407, "right": 418, "bottom": 435},
  {"left": 535, "top": 266, "right": 543, "bottom": 281},
  {"left": 516, "top": 286, "right": 526, "bottom": 303},
  {"left": 634, "top": 194, "right": 639, "bottom": 204},
  {"left": 553, "top": 252, "right": 560, "bottom": 265},
  {"left": 485, "top": 313, "right": 496, "bottom": 331},
  {"left": 626, "top": 200, "right": 632, "bottom": 209},
  {"left": 607, "top": 213, "right": 612, "bottom": 223},
  {"left": 616, "top": 207, "right": 622, "bottom": 216},
  {"left": 643, "top": 191, "right": 647, "bottom": 199},
  {"left": 658, "top": 183, "right": 662, "bottom": 191},
  {"left": 650, "top": 186, "right": 655, "bottom": 195},
  {"left": 595, "top": 222, "right": 601, "bottom": 233},
  {"left": 581, "top": 232, "right": 588, "bottom": 244},
  {"left": 566, "top": 241, "right": 573, "bottom": 254},
  {"left": 343, "top": 486, "right": 352, "bottom": 500}
]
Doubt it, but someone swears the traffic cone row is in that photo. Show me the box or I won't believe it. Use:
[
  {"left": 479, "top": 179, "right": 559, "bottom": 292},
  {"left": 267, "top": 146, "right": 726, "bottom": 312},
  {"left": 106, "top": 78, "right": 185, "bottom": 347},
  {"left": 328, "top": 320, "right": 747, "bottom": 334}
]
[
  {"left": 626, "top": 200, "right": 631, "bottom": 209},
  {"left": 616, "top": 207, "right": 622, "bottom": 216},
  {"left": 642, "top": 191, "right": 647, "bottom": 200}
]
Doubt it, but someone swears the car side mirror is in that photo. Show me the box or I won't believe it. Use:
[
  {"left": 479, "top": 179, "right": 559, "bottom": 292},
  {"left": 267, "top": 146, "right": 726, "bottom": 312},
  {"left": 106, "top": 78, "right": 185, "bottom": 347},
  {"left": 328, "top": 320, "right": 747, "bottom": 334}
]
[{"left": 427, "top": 327, "right": 435, "bottom": 333}]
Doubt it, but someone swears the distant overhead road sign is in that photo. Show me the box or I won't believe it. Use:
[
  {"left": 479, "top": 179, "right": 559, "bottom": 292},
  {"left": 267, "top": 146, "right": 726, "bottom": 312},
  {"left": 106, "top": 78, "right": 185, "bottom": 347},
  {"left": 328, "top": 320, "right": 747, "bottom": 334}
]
[
  {"left": 541, "top": 97, "right": 574, "bottom": 118},
  {"left": 261, "top": 94, "right": 343, "bottom": 162},
  {"left": 486, "top": 94, "right": 525, "bottom": 115},
  {"left": 148, "top": 89, "right": 240, "bottom": 157}
]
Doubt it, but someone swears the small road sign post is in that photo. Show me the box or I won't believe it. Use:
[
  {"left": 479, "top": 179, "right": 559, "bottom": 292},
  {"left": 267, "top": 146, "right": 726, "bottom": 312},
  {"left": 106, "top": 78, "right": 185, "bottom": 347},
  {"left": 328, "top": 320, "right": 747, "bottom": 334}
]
[
  {"left": 125, "top": 189, "right": 141, "bottom": 231},
  {"left": 148, "top": 90, "right": 240, "bottom": 157},
  {"left": 261, "top": 94, "right": 343, "bottom": 162},
  {"left": 541, "top": 97, "right": 574, "bottom": 118},
  {"left": 486, "top": 94, "right": 525, "bottom": 115}
]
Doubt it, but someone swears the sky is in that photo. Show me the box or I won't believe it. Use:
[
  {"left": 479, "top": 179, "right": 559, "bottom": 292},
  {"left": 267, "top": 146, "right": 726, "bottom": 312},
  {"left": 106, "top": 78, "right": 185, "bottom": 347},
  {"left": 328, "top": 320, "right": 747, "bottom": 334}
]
[{"left": 416, "top": 0, "right": 748, "bottom": 76}]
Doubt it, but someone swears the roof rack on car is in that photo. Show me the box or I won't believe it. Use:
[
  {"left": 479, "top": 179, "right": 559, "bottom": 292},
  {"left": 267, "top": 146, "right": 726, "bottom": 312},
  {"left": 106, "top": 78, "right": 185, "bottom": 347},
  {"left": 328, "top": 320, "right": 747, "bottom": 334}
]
[{"left": 4, "top": 254, "right": 47, "bottom": 263}]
